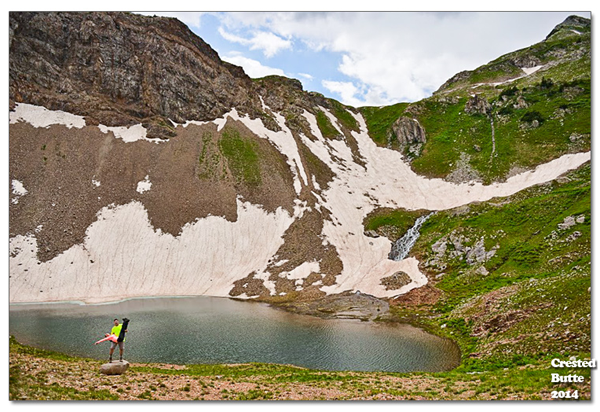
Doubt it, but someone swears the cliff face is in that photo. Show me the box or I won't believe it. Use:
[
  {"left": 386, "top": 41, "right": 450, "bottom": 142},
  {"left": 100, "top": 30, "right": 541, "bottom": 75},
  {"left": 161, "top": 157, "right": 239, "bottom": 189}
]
[
  {"left": 10, "top": 12, "right": 258, "bottom": 138},
  {"left": 9, "top": 12, "right": 591, "bottom": 305}
]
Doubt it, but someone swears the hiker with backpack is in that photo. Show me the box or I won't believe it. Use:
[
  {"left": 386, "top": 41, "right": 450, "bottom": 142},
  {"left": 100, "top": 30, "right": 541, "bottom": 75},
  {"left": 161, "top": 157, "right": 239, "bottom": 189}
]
[{"left": 95, "top": 317, "right": 129, "bottom": 362}]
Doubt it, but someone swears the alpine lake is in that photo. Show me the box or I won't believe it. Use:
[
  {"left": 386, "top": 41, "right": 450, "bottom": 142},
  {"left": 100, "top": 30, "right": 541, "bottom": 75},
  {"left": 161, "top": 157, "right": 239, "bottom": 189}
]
[{"left": 10, "top": 295, "right": 460, "bottom": 373}]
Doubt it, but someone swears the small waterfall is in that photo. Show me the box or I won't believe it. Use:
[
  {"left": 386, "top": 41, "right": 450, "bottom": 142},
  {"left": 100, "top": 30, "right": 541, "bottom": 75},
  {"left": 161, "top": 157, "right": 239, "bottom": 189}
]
[
  {"left": 489, "top": 115, "right": 496, "bottom": 162},
  {"left": 388, "top": 213, "right": 434, "bottom": 261}
]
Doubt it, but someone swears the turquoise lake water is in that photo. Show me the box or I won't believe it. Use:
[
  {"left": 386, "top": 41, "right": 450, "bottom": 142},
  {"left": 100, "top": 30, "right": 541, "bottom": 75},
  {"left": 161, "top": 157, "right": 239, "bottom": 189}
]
[{"left": 9, "top": 296, "right": 460, "bottom": 372}]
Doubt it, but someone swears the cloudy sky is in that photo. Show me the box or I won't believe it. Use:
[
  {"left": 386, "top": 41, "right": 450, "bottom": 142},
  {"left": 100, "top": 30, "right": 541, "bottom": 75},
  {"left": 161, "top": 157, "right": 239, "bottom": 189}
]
[
  {"left": 143, "top": 12, "right": 586, "bottom": 106},
  {"left": 142, "top": 12, "right": 589, "bottom": 106}
]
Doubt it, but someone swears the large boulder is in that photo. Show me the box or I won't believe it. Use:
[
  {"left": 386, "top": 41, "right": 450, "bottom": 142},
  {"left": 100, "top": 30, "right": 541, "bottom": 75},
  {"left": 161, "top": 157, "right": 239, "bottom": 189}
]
[
  {"left": 389, "top": 116, "right": 427, "bottom": 156},
  {"left": 100, "top": 360, "right": 130, "bottom": 375}
]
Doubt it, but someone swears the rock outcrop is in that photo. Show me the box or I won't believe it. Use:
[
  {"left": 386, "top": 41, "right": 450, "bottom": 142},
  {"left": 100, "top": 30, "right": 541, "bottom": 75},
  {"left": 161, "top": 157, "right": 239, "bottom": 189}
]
[
  {"left": 511, "top": 55, "right": 542, "bottom": 68},
  {"left": 274, "top": 290, "right": 390, "bottom": 321},
  {"left": 389, "top": 116, "right": 426, "bottom": 154},
  {"left": 546, "top": 15, "right": 591, "bottom": 40},
  {"left": 380, "top": 271, "right": 412, "bottom": 291},
  {"left": 9, "top": 12, "right": 258, "bottom": 138},
  {"left": 464, "top": 95, "right": 492, "bottom": 115}
]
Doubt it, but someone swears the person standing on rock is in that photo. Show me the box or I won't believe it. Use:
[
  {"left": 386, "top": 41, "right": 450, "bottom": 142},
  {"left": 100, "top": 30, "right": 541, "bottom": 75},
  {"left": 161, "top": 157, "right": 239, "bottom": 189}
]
[{"left": 108, "top": 318, "right": 129, "bottom": 363}]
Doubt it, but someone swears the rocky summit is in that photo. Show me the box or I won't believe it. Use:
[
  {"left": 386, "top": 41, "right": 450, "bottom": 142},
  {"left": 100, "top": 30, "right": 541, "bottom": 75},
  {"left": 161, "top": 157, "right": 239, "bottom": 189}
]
[{"left": 9, "top": 12, "right": 590, "bottom": 322}]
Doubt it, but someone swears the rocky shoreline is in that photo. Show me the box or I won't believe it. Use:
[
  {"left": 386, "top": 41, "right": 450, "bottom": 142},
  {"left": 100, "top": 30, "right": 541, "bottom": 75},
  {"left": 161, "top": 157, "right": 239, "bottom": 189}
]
[
  {"left": 10, "top": 336, "right": 588, "bottom": 400},
  {"left": 267, "top": 290, "right": 391, "bottom": 321}
]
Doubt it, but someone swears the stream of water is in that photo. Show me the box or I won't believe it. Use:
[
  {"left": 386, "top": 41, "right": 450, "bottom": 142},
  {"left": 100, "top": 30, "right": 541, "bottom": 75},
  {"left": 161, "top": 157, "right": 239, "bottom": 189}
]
[{"left": 388, "top": 213, "right": 434, "bottom": 261}]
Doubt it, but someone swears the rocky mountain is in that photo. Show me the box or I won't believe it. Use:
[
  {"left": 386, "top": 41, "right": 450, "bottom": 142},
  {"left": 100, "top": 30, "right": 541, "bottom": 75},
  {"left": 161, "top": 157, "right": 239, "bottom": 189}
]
[
  {"left": 9, "top": 9, "right": 590, "bottom": 335},
  {"left": 10, "top": 12, "right": 255, "bottom": 139},
  {"left": 9, "top": 12, "right": 337, "bottom": 140}
]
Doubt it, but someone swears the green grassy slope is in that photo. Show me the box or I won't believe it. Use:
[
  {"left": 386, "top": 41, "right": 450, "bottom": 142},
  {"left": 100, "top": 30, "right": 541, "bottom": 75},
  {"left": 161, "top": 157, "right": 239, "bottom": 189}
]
[
  {"left": 382, "top": 163, "right": 590, "bottom": 377},
  {"left": 360, "top": 19, "right": 590, "bottom": 184}
]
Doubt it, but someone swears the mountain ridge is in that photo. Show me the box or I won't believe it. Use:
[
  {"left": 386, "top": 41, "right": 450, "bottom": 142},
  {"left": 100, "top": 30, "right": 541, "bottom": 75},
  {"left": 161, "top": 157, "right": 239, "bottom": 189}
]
[{"left": 9, "top": 12, "right": 590, "bottom": 306}]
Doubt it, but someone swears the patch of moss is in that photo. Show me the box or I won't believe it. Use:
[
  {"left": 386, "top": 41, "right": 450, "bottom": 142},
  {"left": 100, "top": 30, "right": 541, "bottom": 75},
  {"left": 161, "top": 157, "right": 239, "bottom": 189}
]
[
  {"left": 328, "top": 99, "right": 359, "bottom": 132},
  {"left": 359, "top": 102, "right": 409, "bottom": 146},
  {"left": 218, "top": 126, "right": 261, "bottom": 186},
  {"left": 315, "top": 110, "right": 339, "bottom": 139}
]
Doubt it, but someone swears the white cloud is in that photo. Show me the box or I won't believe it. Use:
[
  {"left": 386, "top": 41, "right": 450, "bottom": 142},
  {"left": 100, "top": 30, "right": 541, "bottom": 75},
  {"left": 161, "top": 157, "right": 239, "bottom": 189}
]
[
  {"left": 322, "top": 79, "right": 396, "bottom": 107},
  {"left": 322, "top": 80, "right": 362, "bottom": 107},
  {"left": 221, "top": 53, "right": 286, "bottom": 78},
  {"left": 297, "top": 73, "right": 314, "bottom": 80},
  {"left": 217, "top": 11, "right": 587, "bottom": 105},
  {"left": 218, "top": 27, "right": 291, "bottom": 58}
]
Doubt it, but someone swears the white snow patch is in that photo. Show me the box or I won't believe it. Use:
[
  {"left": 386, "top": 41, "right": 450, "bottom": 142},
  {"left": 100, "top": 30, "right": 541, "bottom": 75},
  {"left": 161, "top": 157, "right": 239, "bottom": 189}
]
[
  {"left": 213, "top": 117, "right": 228, "bottom": 132},
  {"left": 273, "top": 259, "right": 289, "bottom": 267},
  {"left": 98, "top": 124, "right": 164, "bottom": 144},
  {"left": 259, "top": 96, "right": 269, "bottom": 111},
  {"left": 11, "top": 179, "right": 28, "bottom": 204},
  {"left": 92, "top": 179, "right": 101, "bottom": 187},
  {"left": 470, "top": 65, "right": 546, "bottom": 89},
  {"left": 522, "top": 65, "right": 543, "bottom": 75},
  {"left": 9, "top": 103, "right": 165, "bottom": 143},
  {"left": 301, "top": 110, "right": 356, "bottom": 165},
  {"left": 293, "top": 199, "right": 310, "bottom": 219},
  {"left": 136, "top": 175, "right": 152, "bottom": 194},
  {"left": 11, "top": 179, "right": 28, "bottom": 196},
  {"left": 10, "top": 103, "right": 86, "bottom": 129},
  {"left": 301, "top": 110, "right": 590, "bottom": 298},
  {"left": 283, "top": 261, "right": 320, "bottom": 280},
  {"left": 9, "top": 199, "right": 296, "bottom": 303},
  {"left": 181, "top": 119, "right": 210, "bottom": 128},
  {"left": 303, "top": 110, "right": 324, "bottom": 140},
  {"left": 312, "top": 175, "right": 321, "bottom": 191}
]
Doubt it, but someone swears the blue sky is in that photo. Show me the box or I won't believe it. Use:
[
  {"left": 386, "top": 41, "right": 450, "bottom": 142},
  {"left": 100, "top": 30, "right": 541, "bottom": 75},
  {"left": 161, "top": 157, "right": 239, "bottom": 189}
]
[
  {"left": 187, "top": 13, "right": 343, "bottom": 91},
  {"left": 138, "top": 12, "right": 588, "bottom": 107},
  {"left": 149, "top": 11, "right": 589, "bottom": 107}
]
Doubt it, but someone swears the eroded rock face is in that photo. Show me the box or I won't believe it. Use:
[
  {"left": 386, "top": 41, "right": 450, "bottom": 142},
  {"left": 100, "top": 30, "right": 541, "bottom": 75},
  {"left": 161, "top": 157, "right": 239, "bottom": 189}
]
[
  {"left": 9, "top": 12, "right": 258, "bottom": 138},
  {"left": 511, "top": 55, "right": 542, "bottom": 68},
  {"left": 389, "top": 116, "right": 426, "bottom": 153},
  {"left": 9, "top": 12, "right": 349, "bottom": 140},
  {"left": 464, "top": 95, "right": 492, "bottom": 115}
]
